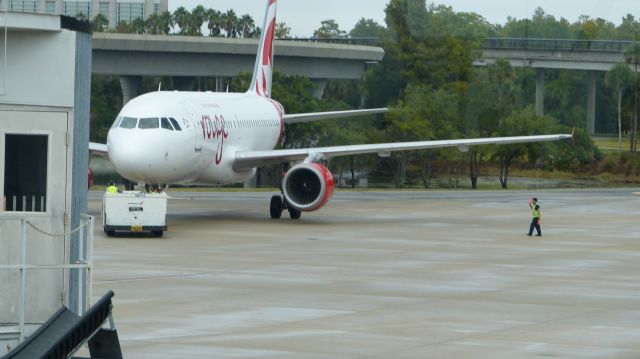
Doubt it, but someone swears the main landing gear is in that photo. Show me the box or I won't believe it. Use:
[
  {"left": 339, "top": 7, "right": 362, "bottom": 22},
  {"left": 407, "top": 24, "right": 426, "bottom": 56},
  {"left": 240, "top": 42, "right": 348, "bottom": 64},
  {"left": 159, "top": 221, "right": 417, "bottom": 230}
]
[
  {"left": 145, "top": 184, "right": 166, "bottom": 193},
  {"left": 270, "top": 195, "right": 301, "bottom": 220}
]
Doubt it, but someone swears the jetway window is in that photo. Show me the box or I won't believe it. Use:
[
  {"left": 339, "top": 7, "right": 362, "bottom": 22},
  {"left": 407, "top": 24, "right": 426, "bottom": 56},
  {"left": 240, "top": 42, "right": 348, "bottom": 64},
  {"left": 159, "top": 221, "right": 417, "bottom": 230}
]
[
  {"left": 161, "top": 117, "right": 174, "bottom": 130},
  {"left": 169, "top": 118, "right": 182, "bottom": 131},
  {"left": 119, "top": 117, "right": 137, "bottom": 129},
  {"left": 138, "top": 118, "right": 159, "bottom": 129},
  {"left": 9, "top": 0, "right": 37, "bottom": 12},
  {"left": 3, "top": 134, "right": 47, "bottom": 212},
  {"left": 45, "top": 0, "right": 55, "bottom": 13}
]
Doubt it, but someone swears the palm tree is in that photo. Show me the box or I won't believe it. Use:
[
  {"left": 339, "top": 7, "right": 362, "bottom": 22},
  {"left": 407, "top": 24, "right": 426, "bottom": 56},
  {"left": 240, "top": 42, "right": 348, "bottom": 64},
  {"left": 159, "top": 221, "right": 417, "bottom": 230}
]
[
  {"left": 190, "top": 5, "right": 206, "bottom": 36},
  {"left": 206, "top": 9, "right": 222, "bottom": 37},
  {"left": 145, "top": 12, "right": 160, "bottom": 34},
  {"left": 624, "top": 43, "right": 640, "bottom": 153},
  {"left": 93, "top": 13, "right": 109, "bottom": 32},
  {"left": 238, "top": 14, "right": 255, "bottom": 38},
  {"left": 158, "top": 10, "right": 173, "bottom": 34},
  {"left": 131, "top": 17, "right": 146, "bottom": 34},
  {"left": 172, "top": 7, "right": 190, "bottom": 35},
  {"left": 275, "top": 22, "right": 291, "bottom": 39},
  {"left": 605, "top": 63, "right": 634, "bottom": 152},
  {"left": 221, "top": 9, "right": 238, "bottom": 38}
]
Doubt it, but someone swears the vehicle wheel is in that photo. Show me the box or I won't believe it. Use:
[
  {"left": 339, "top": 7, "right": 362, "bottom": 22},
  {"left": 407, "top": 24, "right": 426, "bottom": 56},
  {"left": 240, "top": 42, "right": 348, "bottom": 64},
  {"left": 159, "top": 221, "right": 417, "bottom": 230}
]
[
  {"left": 270, "top": 195, "right": 283, "bottom": 219},
  {"left": 152, "top": 230, "right": 163, "bottom": 237},
  {"left": 288, "top": 207, "right": 302, "bottom": 220},
  {"left": 123, "top": 179, "right": 135, "bottom": 191}
]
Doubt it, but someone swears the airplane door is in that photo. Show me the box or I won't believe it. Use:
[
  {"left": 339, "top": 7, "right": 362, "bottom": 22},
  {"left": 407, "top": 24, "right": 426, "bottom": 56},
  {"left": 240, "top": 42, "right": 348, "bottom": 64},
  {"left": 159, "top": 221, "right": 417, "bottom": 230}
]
[{"left": 181, "top": 101, "right": 202, "bottom": 152}]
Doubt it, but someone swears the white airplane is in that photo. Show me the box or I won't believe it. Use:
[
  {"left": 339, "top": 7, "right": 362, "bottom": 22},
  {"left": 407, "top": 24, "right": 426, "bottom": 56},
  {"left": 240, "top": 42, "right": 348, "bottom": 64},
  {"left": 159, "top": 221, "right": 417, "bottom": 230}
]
[{"left": 90, "top": 0, "right": 572, "bottom": 219}]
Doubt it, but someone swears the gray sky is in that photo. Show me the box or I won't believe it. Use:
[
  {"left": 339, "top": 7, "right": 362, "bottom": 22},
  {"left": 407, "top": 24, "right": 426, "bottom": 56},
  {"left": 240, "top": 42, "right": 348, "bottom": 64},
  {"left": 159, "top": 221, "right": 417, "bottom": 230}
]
[{"left": 170, "top": 0, "right": 639, "bottom": 37}]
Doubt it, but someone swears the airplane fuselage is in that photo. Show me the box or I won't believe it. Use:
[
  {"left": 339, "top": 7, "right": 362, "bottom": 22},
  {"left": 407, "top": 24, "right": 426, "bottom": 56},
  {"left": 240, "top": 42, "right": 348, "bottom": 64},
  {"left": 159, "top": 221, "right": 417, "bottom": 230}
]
[{"left": 107, "top": 91, "right": 284, "bottom": 185}]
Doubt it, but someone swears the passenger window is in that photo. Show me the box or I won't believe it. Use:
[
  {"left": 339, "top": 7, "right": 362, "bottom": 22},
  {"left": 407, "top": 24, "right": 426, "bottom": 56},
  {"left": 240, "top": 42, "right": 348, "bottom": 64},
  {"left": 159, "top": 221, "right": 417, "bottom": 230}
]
[
  {"left": 138, "top": 118, "right": 159, "bottom": 129},
  {"left": 169, "top": 118, "right": 182, "bottom": 131},
  {"left": 161, "top": 117, "right": 174, "bottom": 130},
  {"left": 119, "top": 117, "right": 138, "bottom": 129}
]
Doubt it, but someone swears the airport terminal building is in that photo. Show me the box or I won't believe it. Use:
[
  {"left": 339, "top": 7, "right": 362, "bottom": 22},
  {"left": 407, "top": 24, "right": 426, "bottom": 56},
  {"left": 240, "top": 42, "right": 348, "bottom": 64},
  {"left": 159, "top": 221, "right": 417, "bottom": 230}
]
[{"left": 1, "top": 0, "right": 168, "bottom": 28}]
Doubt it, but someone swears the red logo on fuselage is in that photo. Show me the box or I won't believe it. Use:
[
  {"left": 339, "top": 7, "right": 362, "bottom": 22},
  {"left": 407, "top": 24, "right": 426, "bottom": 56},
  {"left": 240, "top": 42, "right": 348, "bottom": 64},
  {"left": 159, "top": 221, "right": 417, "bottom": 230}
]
[{"left": 200, "top": 114, "right": 228, "bottom": 165}]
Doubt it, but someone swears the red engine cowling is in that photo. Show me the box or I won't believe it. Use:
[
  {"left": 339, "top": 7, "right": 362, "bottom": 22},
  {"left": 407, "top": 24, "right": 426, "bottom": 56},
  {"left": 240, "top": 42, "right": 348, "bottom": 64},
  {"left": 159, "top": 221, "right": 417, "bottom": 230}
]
[{"left": 282, "top": 163, "right": 335, "bottom": 212}]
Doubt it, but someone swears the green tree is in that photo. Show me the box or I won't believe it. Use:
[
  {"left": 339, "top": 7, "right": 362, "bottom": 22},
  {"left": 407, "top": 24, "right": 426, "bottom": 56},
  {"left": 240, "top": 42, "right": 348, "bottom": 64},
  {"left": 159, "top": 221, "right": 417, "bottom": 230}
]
[
  {"left": 172, "top": 7, "right": 190, "bottom": 35},
  {"left": 605, "top": 64, "right": 634, "bottom": 152},
  {"left": 492, "top": 106, "right": 557, "bottom": 189},
  {"left": 158, "top": 11, "right": 173, "bottom": 34},
  {"left": 189, "top": 5, "right": 206, "bottom": 36},
  {"left": 313, "top": 19, "right": 347, "bottom": 39},
  {"left": 221, "top": 9, "right": 238, "bottom": 38},
  {"left": 275, "top": 22, "right": 291, "bottom": 39},
  {"left": 624, "top": 43, "right": 640, "bottom": 152},
  {"left": 349, "top": 18, "right": 385, "bottom": 40},
  {"left": 206, "top": 9, "right": 222, "bottom": 36},
  {"left": 145, "top": 12, "right": 161, "bottom": 34},
  {"left": 238, "top": 14, "right": 256, "bottom": 38},
  {"left": 131, "top": 17, "right": 145, "bottom": 34},
  {"left": 92, "top": 13, "right": 109, "bottom": 32}
]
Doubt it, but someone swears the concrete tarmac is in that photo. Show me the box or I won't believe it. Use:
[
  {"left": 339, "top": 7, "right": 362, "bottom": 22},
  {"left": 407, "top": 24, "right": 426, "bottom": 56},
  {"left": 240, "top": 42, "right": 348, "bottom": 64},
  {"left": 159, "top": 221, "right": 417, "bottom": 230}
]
[{"left": 87, "top": 188, "right": 640, "bottom": 358}]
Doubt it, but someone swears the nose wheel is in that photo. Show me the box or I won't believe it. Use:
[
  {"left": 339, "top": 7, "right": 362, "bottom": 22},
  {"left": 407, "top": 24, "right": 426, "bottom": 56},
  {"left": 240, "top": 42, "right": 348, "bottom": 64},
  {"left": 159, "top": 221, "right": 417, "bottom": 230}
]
[{"left": 270, "top": 195, "right": 301, "bottom": 220}]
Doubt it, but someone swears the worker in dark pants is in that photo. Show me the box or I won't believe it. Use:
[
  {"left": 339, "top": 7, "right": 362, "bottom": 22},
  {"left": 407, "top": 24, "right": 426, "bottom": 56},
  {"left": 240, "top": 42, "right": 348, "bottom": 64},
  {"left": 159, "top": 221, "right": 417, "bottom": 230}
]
[{"left": 527, "top": 197, "right": 542, "bottom": 237}]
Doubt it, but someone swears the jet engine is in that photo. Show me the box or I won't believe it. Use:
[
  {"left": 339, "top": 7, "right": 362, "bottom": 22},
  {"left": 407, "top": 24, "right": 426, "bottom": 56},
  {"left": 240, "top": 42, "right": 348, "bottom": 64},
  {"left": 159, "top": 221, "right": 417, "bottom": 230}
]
[{"left": 282, "top": 163, "right": 335, "bottom": 211}]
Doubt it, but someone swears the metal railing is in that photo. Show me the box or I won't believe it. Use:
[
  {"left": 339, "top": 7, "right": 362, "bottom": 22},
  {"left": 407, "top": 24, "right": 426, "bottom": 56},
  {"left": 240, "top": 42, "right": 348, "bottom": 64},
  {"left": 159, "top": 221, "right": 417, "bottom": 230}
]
[
  {"left": 278, "top": 37, "right": 380, "bottom": 46},
  {"left": 482, "top": 37, "right": 636, "bottom": 53},
  {"left": 0, "top": 214, "right": 94, "bottom": 345}
]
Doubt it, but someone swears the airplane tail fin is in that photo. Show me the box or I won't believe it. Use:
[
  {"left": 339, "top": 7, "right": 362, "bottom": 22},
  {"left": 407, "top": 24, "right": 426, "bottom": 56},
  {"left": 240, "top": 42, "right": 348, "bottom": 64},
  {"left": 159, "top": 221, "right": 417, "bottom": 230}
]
[{"left": 249, "top": 0, "right": 277, "bottom": 98}]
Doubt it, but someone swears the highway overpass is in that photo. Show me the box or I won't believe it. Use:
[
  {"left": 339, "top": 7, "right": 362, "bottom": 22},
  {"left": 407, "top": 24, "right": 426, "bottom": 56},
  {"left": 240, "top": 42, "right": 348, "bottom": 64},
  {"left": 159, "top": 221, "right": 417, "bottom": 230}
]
[
  {"left": 477, "top": 38, "right": 638, "bottom": 134},
  {"left": 91, "top": 33, "right": 385, "bottom": 102}
]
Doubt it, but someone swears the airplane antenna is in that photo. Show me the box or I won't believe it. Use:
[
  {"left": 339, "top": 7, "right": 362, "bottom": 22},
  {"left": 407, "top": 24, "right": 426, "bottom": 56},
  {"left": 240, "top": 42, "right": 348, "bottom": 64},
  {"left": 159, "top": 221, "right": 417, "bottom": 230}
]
[
  {"left": 158, "top": 83, "right": 162, "bottom": 92},
  {"left": 226, "top": 84, "right": 229, "bottom": 93}
]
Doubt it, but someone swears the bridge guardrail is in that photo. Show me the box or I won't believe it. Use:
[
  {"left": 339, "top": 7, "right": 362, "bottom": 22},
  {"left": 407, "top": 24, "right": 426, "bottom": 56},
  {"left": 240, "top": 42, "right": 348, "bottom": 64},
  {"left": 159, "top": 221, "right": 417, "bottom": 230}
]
[{"left": 483, "top": 37, "right": 636, "bottom": 53}]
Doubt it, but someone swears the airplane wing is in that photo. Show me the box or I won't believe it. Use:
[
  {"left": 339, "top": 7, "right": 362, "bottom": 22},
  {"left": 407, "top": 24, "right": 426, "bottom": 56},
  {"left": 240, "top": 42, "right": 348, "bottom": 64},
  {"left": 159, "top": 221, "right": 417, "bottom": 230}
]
[
  {"left": 283, "top": 108, "right": 388, "bottom": 124},
  {"left": 89, "top": 142, "right": 108, "bottom": 157},
  {"left": 234, "top": 134, "right": 572, "bottom": 171}
]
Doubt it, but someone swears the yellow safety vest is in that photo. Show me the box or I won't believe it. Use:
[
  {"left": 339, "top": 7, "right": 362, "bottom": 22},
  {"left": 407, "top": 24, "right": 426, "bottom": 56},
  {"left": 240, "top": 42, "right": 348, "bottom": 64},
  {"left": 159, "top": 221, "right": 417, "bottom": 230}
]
[
  {"left": 106, "top": 186, "right": 118, "bottom": 193},
  {"left": 531, "top": 204, "right": 539, "bottom": 218}
]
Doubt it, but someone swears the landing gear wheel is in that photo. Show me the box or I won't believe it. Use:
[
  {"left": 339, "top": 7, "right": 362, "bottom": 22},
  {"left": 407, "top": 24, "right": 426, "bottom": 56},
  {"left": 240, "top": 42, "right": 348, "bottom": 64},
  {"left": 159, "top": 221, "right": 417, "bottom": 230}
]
[
  {"left": 270, "top": 195, "right": 283, "bottom": 219},
  {"left": 288, "top": 207, "right": 302, "bottom": 220}
]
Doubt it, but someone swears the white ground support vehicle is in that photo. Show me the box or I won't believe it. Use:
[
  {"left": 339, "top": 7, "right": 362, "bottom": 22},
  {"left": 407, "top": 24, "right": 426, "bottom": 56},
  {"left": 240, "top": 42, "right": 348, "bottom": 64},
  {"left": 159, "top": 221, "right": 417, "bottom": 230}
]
[{"left": 102, "top": 191, "right": 167, "bottom": 237}]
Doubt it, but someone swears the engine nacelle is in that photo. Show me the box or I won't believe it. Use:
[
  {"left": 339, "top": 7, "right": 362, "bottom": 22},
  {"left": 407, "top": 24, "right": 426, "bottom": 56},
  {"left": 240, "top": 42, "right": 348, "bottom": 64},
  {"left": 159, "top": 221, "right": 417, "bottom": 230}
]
[{"left": 282, "top": 163, "right": 335, "bottom": 212}]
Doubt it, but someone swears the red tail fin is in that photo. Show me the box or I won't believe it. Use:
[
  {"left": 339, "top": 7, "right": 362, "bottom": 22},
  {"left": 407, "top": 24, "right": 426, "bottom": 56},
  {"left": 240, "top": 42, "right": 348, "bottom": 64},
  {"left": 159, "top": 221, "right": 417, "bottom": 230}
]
[{"left": 249, "top": 0, "right": 277, "bottom": 98}]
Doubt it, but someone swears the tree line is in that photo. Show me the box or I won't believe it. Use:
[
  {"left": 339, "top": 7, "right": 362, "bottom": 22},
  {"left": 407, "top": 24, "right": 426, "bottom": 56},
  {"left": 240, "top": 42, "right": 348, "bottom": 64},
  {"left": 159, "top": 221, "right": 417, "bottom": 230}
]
[{"left": 90, "top": 0, "right": 640, "bottom": 189}]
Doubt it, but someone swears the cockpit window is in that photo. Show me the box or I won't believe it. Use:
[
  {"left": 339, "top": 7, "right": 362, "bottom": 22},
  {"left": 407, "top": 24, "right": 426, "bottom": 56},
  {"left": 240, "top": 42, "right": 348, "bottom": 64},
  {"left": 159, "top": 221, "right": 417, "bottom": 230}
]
[
  {"left": 161, "top": 117, "right": 174, "bottom": 130},
  {"left": 111, "top": 116, "right": 122, "bottom": 129},
  {"left": 138, "top": 118, "right": 159, "bottom": 129},
  {"left": 169, "top": 118, "right": 182, "bottom": 131},
  {"left": 119, "top": 117, "right": 138, "bottom": 129}
]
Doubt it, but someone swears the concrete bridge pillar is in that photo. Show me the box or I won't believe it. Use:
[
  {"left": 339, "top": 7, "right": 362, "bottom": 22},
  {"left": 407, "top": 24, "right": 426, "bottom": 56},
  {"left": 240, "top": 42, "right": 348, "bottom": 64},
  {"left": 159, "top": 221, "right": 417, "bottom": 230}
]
[
  {"left": 119, "top": 75, "right": 142, "bottom": 105},
  {"left": 535, "top": 69, "right": 545, "bottom": 117},
  {"left": 311, "top": 79, "right": 328, "bottom": 99},
  {"left": 587, "top": 71, "right": 596, "bottom": 135},
  {"left": 172, "top": 76, "right": 195, "bottom": 91}
]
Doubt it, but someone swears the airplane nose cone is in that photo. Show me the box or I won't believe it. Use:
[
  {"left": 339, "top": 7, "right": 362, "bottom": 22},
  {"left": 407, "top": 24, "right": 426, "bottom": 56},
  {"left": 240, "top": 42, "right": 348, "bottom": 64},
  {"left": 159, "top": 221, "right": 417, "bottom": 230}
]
[{"left": 108, "top": 129, "right": 169, "bottom": 183}]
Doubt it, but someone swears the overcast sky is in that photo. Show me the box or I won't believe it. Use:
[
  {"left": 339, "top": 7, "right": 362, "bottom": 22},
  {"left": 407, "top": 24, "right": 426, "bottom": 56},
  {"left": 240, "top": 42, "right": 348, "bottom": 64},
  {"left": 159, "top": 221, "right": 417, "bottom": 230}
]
[{"left": 170, "top": 0, "right": 639, "bottom": 37}]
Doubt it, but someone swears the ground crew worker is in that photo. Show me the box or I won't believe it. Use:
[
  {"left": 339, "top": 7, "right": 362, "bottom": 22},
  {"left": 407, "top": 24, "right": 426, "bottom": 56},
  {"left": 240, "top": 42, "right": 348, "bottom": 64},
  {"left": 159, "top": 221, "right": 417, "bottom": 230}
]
[
  {"left": 527, "top": 197, "right": 542, "bottom": 237},
  {"left": 106, "top": 181, "right": 120, "bottom": 194}
]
